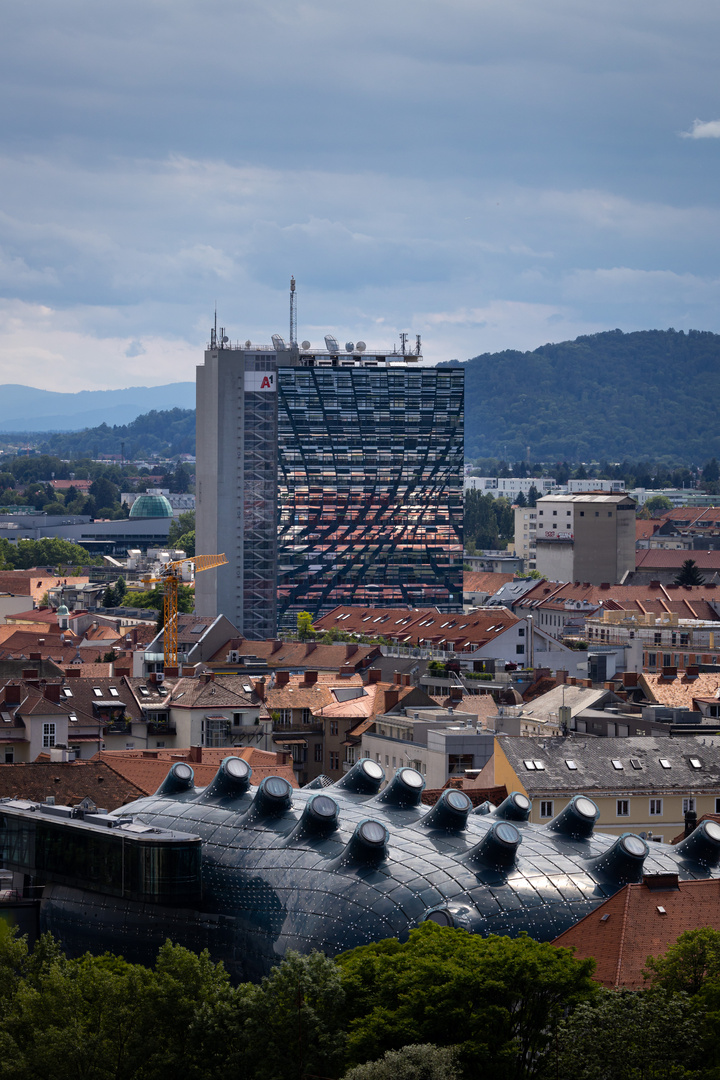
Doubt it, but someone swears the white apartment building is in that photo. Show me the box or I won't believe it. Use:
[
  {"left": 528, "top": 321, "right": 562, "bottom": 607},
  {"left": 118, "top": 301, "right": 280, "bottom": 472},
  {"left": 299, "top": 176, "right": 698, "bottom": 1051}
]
[{"left": 465, "top": 476, "right": 556, "bottom": 499}]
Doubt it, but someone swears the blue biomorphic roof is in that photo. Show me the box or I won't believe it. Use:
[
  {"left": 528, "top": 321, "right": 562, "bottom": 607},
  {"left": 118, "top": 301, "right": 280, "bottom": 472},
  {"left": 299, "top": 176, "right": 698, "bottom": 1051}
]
[{"left": 20, "top": 756, "right": 720, "bottom": 982}]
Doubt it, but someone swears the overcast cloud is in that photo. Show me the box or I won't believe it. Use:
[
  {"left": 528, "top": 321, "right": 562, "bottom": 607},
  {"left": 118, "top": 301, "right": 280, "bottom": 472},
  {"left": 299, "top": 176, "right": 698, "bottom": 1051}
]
[{"left": 1, "top": 0, "right": 719, "bottom": 389}]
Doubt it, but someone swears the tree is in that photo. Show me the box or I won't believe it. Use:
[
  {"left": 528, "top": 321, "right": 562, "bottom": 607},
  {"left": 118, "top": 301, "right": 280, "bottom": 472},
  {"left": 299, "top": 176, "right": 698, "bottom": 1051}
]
[
  {"left": 168, "top": 511, "right": 195, "bottom": 548},
  {"left": 337, "top": 923, "right": 597, "bottom": 1080},
  {"left": 702, "top": 458, "right": 720, "bottom": 484},
  {"left": 550, "top": 988, "right": 703, "bottom": 1080},
  {"left": 342, "top": 1044, "right": 459, "bottom": 1080},
  {"left": 297, "top": 611, "right": 315, "bottom": 641},
  {"left": 526, "top": 484, "right": 539, "bottom": 507},
  {"left": 245, "top": 950, "right": 347, "bottom": 1080},
  {"left": 102, "top": 584, "right": 117, "bottom": 607},
  {"left": 674, "top": 559, "right": 705, "bottom": 587},
  {"left": 115, "top": 576, "right": 127, "bottom": 602},
  {"left": 645, "top": 495, "right": 673, "bottom": 512},
  {"left": 515, "top": 490, "right": 527, "bottom": 507},
  {"left": 644, "top": 926, "right": 720, "bottom": 996}
]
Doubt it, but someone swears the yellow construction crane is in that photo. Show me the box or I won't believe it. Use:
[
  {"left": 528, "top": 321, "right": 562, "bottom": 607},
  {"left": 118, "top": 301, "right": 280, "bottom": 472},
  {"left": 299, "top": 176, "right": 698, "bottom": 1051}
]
[{"left": 142, "top": 553, "right": 229, "bottom": 669}]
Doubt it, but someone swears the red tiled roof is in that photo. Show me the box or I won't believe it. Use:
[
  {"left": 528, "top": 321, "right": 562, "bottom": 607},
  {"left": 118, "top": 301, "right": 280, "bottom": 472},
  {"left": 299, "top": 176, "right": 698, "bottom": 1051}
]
[
  {"left": 94, "top": 747, "right": 298, "bottom": 792},
  {"left": 636, "top": 549, "right": 720, "bottom": 569},
  {"left": 206, "top": 638, "right": 381, "bottom": 672},
  {"left": 315, "top": 605, "right": 518, "bottom": 650},
  {"left": 0, "top": 760, "right": 145, "bottom": 810},
  {"left": 636, "top": 520, "right": 660, "bottom": 541},
  {"left": 552, "top": 877, "right": 720, "bottom": 989},
  {"left": 463, "top": 571, "right": 515, "bottom": 594}
]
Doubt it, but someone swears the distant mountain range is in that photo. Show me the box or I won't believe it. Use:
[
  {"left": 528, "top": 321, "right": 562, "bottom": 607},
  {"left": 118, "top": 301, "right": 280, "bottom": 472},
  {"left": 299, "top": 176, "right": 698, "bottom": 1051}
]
[{"left": 0, "top": 383, "right": 195, "bottom": 432}]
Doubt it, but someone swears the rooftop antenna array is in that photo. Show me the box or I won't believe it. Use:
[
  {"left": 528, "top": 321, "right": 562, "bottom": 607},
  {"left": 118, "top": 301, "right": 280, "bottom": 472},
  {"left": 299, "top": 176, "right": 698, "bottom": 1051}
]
[{"left": 290, "top": 276, "right": 297, "bottom": 346}]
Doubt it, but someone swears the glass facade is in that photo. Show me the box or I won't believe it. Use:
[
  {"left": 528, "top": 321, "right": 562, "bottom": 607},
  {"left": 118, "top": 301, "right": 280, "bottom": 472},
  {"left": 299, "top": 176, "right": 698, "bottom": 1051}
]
[{"left": 276, "top": 364, "right": 464, "bottom": 627}]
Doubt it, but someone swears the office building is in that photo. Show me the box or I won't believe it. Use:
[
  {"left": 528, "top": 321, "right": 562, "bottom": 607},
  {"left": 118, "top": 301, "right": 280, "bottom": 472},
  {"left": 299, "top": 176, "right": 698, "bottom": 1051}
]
[{"left": 196, "top": 328, "right": 464, "bottom": 636}]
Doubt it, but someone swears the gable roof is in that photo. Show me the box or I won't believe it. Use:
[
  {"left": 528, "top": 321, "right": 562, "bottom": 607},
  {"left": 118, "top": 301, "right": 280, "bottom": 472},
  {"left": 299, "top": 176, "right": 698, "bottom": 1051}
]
[
  {"left": 640, "top": 670, "right": 720, "bottom": 708},
  {"left": 463, "top": 571, "right": 515, "bottom": 594},
  {"left": 314, "top": 605, "right": 519, "bottom": 650},
  {"left": 497, "top": 734, "right": 720, "bottom": 795},
  {"left": 94, "top": 747, "right": 298, "bottom": 792},
  {"left": 552, "top": 877, "right": 720, "bottom": 988},
  {"left": 206, "top": 637, "right": 381, "bottom": 672},
  {"left": 0, "top": 760, "right": 145, "bottom": 810},
  {"left": 636, "top": 549, "right": 720, "bottom": 570}
]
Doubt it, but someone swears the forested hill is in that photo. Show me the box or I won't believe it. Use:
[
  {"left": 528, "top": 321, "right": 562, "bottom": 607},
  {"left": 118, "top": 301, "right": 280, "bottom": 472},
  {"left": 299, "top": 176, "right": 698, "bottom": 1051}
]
[
  {"left": 450, "top": 328, "right": 720, "bottom": 463},
  {"left": 37, "top": 408, "right": 195, "bottom": 459}
]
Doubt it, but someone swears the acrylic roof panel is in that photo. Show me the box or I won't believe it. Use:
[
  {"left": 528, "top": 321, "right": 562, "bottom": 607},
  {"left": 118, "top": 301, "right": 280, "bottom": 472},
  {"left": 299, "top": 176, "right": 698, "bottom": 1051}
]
[{"left": 15, "top": 754, "right": 720, "bottom": 985}]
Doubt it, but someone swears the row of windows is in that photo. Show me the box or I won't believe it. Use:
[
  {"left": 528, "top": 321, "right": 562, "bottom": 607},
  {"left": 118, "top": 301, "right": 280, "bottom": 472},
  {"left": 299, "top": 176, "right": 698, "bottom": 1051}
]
[{"left": 538, "top": 797, "right": 704, "bottom": 818}]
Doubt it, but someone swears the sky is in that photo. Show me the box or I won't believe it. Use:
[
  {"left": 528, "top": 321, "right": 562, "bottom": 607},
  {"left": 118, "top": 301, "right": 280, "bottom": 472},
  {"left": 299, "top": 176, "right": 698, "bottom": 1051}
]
[{"left": 1, "top": 0, "right": 720, "bottom": 390}]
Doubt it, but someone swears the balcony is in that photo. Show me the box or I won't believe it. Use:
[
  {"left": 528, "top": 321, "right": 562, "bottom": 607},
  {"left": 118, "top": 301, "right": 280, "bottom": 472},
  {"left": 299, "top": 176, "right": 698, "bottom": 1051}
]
[
  {"left": 146, "top": 723, "right": 176, "bottom": 736},
  {"left": 271, "top": 721, "right": 324, "bottom": 734}
]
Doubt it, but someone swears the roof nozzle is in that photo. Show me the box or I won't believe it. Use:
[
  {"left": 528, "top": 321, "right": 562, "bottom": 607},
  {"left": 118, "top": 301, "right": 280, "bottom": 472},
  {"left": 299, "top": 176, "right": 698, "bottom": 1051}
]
[
  {"left": 375, "top": 767, "right": 425, "bottom": 808},
  {"left": 587, "top": 833, "right": 649, "bottom": 884},
  {"left": 154, "top": 761, "right": 194, "bottom": 797},
  {"left": 465, "top": 821, "right": 522, "bottom": 871},
  {"left": 333, "top": 818, "right": 389, "bottom": 868},
  {"left": 675, "top": 818, "right": 720, "bottom": 867},
  {"left": 421, "top": 788, "right": 472, "bottom": 832},
  {"left": 332, "top": 758, "right": 385, "bottom": 795},
  {"left": 285, "top": 793, "right": 340, "bottom": 844},
  {"left": 493, "top": 791, "right": 532, "bottom": 822},
  {"left": 195, "top": 756, "right": 252, "bottom": 802},
  {"left": 248, "top": 775, "right": 293, "bottom": 819},
  {"left": 546, "top": 795, "right": 600, "bottom": 839}
]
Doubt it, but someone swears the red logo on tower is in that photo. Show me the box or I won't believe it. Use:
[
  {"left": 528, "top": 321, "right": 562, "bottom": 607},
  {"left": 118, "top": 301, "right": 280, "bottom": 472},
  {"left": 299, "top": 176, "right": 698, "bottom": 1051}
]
[
  {"left": 260, "top": 376, "right": 272, "bottom": 389},
  {"left": 244, "top": 372, "right": 276, "bottom": 392}
]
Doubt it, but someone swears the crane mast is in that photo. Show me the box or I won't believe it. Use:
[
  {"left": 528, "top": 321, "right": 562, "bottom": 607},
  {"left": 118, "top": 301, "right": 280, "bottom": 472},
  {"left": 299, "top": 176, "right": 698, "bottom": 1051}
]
[{"left": 142, "top": 553, "right": 229, "bottom": 669}]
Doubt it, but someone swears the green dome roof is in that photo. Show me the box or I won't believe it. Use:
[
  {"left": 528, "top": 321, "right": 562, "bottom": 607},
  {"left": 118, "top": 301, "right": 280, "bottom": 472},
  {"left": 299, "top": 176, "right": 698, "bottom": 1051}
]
[
  {"left": 130, "top": 494, "right": 173, "bottom": 519},
  {"left": 57, "top": 604, "right": 69, "bottom": 616}
]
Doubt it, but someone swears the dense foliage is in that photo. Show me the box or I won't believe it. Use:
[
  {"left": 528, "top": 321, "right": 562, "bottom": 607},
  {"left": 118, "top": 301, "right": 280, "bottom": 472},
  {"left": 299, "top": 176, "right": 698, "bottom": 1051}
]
[
  {"left": 4, "top": 923, "right": 720, "bottom": 1080},
  {"left": 37, "top": 408, "right": 195, "bottom": 460},
  {"left": 451, "top": 328, "right": 720, "bottom": 462},
  {"left": 464, "top": 490, "right": 514, "bottom": 550}
]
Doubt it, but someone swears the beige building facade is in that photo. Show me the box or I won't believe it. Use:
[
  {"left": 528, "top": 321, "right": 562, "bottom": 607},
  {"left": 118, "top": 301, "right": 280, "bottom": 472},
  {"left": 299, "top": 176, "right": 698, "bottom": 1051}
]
[{"left": 534, "top": 494, "right": 636, "bottom": 585}]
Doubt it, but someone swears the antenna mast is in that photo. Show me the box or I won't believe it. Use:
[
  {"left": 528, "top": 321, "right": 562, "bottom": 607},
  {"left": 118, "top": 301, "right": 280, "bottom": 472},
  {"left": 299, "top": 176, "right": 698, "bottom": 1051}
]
[{"left": 289, "top": 276, "right": 297, "bottom": 346}]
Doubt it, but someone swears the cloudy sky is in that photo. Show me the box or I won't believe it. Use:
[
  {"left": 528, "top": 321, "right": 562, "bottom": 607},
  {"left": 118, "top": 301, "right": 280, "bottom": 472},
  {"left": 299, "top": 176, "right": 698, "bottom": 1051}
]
[{"left": 1, "top": 0, "right": 719, "bottom": 389}]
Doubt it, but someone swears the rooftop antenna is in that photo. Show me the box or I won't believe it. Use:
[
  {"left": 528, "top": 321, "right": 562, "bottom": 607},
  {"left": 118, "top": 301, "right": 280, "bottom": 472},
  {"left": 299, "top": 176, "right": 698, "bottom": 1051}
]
[
  {"left": 210, "top": 305, "right": 217, "bottom": 349},
  {"left": 415, "top": 334, "right": 422, "bottom": 355},
  {"left": 290, "top": 276, "right": 297, "bottom": 346},
  {"left": 400, "top": 332, "right": 408, "bottom": 355}
]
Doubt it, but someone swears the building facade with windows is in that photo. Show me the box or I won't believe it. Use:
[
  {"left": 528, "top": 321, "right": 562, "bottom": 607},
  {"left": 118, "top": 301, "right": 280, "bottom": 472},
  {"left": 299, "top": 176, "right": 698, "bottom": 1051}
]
[
  {"left": 534, "top": 494, "right": 636, "bottom": 585},
  {"left": 476, "top": 734, "right": 720, "bottom": 841},
  {"left": 196, "top": 333, "right": 464, "bottom": 636}
]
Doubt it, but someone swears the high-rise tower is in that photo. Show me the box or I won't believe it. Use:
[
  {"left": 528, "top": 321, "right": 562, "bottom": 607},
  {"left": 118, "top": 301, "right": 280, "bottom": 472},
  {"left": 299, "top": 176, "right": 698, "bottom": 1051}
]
[{"left": 196, "top": 325, "right": 464, "bottom": 637}]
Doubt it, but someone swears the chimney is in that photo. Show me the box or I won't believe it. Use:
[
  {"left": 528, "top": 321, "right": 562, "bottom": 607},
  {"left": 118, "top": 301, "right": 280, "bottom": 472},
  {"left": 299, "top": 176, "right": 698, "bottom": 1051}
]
[
  {"left": 4, "top": 683, "right": 21, "bottom": 704},
  {"left": 345, "top": 644, "right": 358, "bottom": 658},
  {"left": 582, "top": 679, "right": 592, "bottom": 688},
  {"left": 403, "top": 673, "right": 411, "bottom": 686},
  {"left": 650, "top": 580, "right": 662, "bottom": 589},
  {"left": 276, "top": 671, "right": 290, "bottom": 688},
  {"left": 29, "top": 652, "right": 42, "bottom": 661},
  {"left": 684, "top": 665, "right": 700, "bottom": 680},
  {"left": 64, "top": 668, "right": 81, "bottom": 678},
  {"left": 600, "top": 582, "right": 610, "bottom": 590},
  {"left": 394, "top": 671, "right": 402, "bottom": 684},
  {"left": 164, "top": 665, "right": 179, "bottom": 678},
  {"left": 115, "top": 665, "right": 131, "bottom": 677},
  {"left": 305, "top": 642, "right": 317, "bottom": 655},
  {"left": 661, "top": 665, "right": 677, "bottom": 681},
  {"left": 202, "top": 672, "right": 216, "bottom": 683},
  {"left": 254, "top": 678, "right": 266, "bottom": 700},
  {"left": 44, "top": 683, "right": 61, "bottom": 703},
  {"left": 22, "top": 669, "right": 39, "bottom": 682},
  {"left": 271, "top": 640, "right": 283, "bottom": 653},
  {"left": 383, "top": 689, "right": 399, "bottom": 711},
  {"left": 188, "top": 745, "right": 202, "bottom": 764},
  {"left": 181, "top": 665, "right": 198, "bottom": 677},
  {"left": 367, "top": 669, "right": 381, "bottom": 684},
  {"left": 582, "top": 582, "right": 591, "bottom": 589},
  {"left": 450, "top": 686, "right": 463, "bottom": 701},
  {"left": 555, "top": 670, "right": 568, "bottom": 685},
  {"left": 303, "top": 670, "right": 318, "bottom": 686},
  {"left": 622, "top": 672, "right": 639, "bottom": 688}
]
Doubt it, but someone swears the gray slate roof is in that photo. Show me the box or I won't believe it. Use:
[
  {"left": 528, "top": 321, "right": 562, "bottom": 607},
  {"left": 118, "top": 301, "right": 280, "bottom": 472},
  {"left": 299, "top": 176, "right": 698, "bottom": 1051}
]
[{"left": 500, "top": 735, "right": 720, "bottom": 794}]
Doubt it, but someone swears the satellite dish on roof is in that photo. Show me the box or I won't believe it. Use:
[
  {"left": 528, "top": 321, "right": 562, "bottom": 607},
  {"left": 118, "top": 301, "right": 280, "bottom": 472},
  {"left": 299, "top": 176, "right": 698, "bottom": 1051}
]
[
  {"left": 301, "top": 340, "right": 311, "bottom": 350},
  {"left": 221, "top": 335, "right": 229, "bottom": 344},
  {"left": 345, "top": 342, "right": 354, "bottom": 352},
  {"left": 356, "top": 341, "right": 366, "bottom": 352},
  {"left": 245, "top": 339, "right": 252, "bottom": 347}
]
